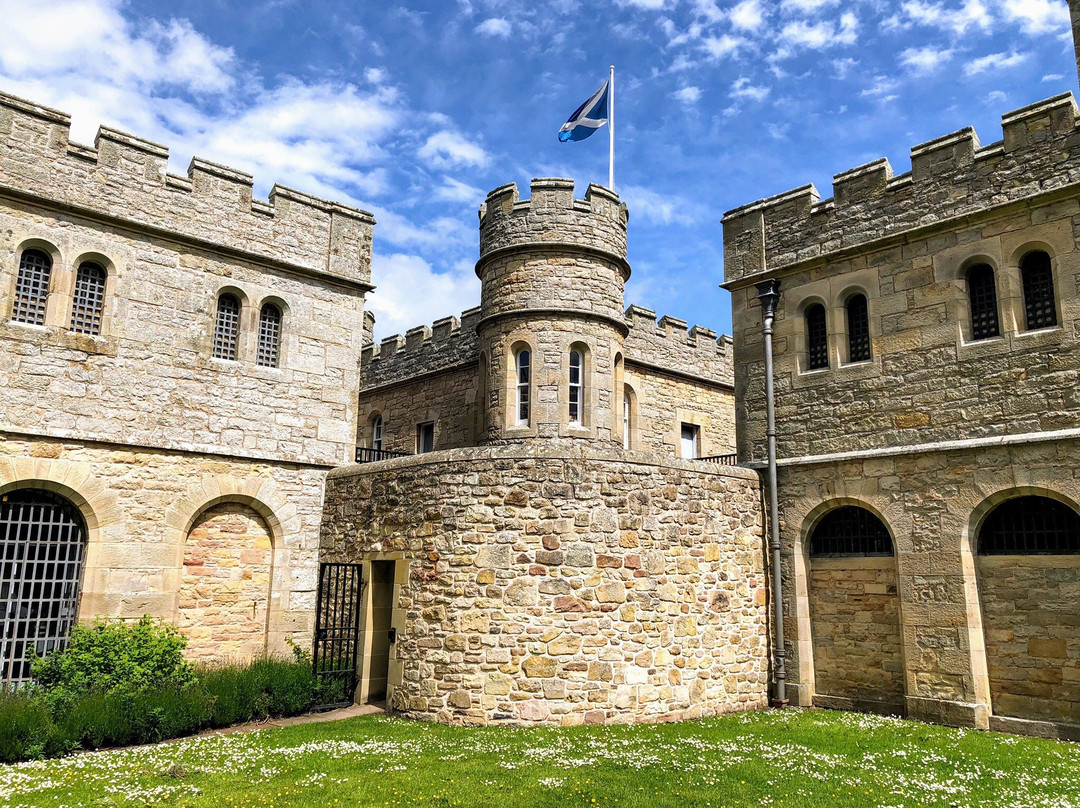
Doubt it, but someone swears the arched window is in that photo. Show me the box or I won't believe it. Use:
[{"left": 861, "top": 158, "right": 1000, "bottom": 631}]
[
  {"left": 806, "top": 303, "right": 828, "bottom": 370},
  {"left": 846, "top": 294, "right": 871, "bottom": 362},
  {"left": 978, "top": 496, "right": 1080, "bottom": 555},
  {"left": 0, "top": 489, "right": 87, "bottom": 686},
  {"left": 12, "top": 249, "right": 52, "bottom": 325},
  {"left": 967, "top": 263, "right": 999, "bottom": 340},
  {"left": 69, "top": 261, "right": 107, "bottom": 335},
  {"left": 623, "top": 384, "right": 636, "bottom": 450},
  {"left": 1020, "top": 251, "right": 1057, "bottom": 331},
  {"left": 810, "top": 505, "right": 893, "bottom": 558},
  {"left": 213, "top": 293, "right": 241, "bottom": 360},
  {"left": 515, "top": 348, "right": 531, "bottom": 425},
  {"left": 568, "top": 348, "right": 584, "bottom": 424},
  {"left": 371, "top": 415, "right": 383, "bottom": 451},
  {"left": 256, "top": 303, "right": 282, "bottom": 367}
]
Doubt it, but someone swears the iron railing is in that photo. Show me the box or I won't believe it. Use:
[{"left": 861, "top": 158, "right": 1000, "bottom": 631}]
[
  {"left": 354, "top": 447, "right": 411, "bottom": 463},
  {"left": 698, "top": 453, "right": 739, "bottom": 466}
]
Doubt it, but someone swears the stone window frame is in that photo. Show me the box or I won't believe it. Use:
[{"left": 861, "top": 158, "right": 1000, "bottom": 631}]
[
  {"left": 6, "top": 239, "right": 63, "bottom": 327},
  {"left": 210, "top": 286, "right": 249, "bottom": 363},
  {"left": 563, "top": 340, "right": 591, "bottom": 433},
  {"left": 255, "top": 296, "right": 288, "bottom": 370},
  {"left": 973, "top": 491, "right": 1080, "bottom": 556},
  {"left": 509, "top": 340, "right": 533, "bottom": 430},
  {"left": 416, "top": 421, "right": 435, "bottom": 453},
  {"left": 371, "top": 413, "right": 384, "bottom": 451},
  {"left": 965, "top": 261, "right": 1002, "bottom": 342},
  {"left": 795, "top": 296, "right": 830, "bottom": 373},
  {"left": 68, "top": 254, "right": 115, "bottom": 338},
  {"left": 842, "top": 290, "right": 872, "bottom": 365},
  {"left": 808, "top": 504, "right": 894, "bottom": 558},
  {"left": 1013, "top": 245, "right": 1061, "bottom": 335},
  {"left": 622, "top": 382, "right": 638, "bottom": 450}
]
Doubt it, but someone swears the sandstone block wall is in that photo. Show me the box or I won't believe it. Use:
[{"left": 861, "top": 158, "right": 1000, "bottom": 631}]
[
  {"left": 320, "top": 446, "right": 768, "bottom": 725},
  {"left": 624, "top": 366, "right": 735, "bottom": 457}
]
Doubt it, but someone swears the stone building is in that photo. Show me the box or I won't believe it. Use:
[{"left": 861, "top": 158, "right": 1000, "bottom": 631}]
[
  {"left": 723, "top": 85, "right": 1080, "bottom": 735},
  {"left": 0, "top": 90, "right": 374, "bottom": 680},
  {"left": 321, "top": 179, "right": 768, "bottom": 725}
]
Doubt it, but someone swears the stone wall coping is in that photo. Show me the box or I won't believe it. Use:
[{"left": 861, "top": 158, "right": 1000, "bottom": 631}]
[
  {"left": 327, "top": 444, "right": 760, "bottom": 482},
  {"left": 0, "top": 89, "right": 375, "bottom": 286},
  {"left": 742, "top": 425, "right": 1080, "bottom": 468}
]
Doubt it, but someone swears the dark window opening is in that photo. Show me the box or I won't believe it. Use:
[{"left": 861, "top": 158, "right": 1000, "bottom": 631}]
[
  {"left": 257, "top": 304, "right": 282, "bottom": 367},
  {"left": 417, "top": 422, "right": 434, "bottom": 453},
  {"left": 69, "top": 262, "right": 107, "bottom": 336},
  {"left": 846, "top": 294, "right": 871, "bottom": 362},
  {"left": 967, "top": 263, "right": 1000, "bottom": 341},
  {"left": 810, "top": 505, "right": 893, "bottom": 557},
  {"left": 213, "top": 293, "right": 241, "bottom": 360},
  {"left": 978, "top": 496, "right": 1080, "bottom": 555},
  {"left": 12, "top": 250, "right": 52, "bottom": 325},
  {"left": 1020, "top": 251, "right": 1057, "bottom": 331},
  {"left": 806, "top": 303, "right": 828, "bottom": 370}
]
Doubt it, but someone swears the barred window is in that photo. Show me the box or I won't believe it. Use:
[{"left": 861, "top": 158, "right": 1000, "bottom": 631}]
[
  {"left": 568, "top": 349, "right": 583, "bottom": 424},
  {"left": 256, "top": 303, "right": 282, "bottom": 367},
  {"left": 1020, "top": 251, "right": 1057, "bottom": 331},
  {"left": 12, "top": 249, "right": 52, "bottom": 325},
  {"left": 213, "top": 293, "right": 241, "bottom": 360},
  {"left": 806, "top": 303, "right": 828, "bottom": 370},
  {"left": 978, "top": 496, "right": 1080, "bottom": 555},
  {"left": 515, "top": 348, "right": 530, "bottom": 425},
  {"left": 69, "top": 262, "right": 107, "bottom": 335},
  {"left": 846, "top": 294, "right": 871, "bottom": 362},
  {"left": 810, "top": 506, "right": 893, "bottom": 557},
  {"left": 967, "top": 263, "right": 1000, "bottom": 340}
]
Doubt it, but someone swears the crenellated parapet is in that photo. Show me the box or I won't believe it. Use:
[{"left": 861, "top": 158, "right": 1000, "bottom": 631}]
[
  {"left": 722, "top": 93, "right": 1080, "bottom": 286},
  {"left": 360, "top": 307, "right": 481, "bottom": 390},
  {"left": 623, "top": 305, "right": 734, "bottom": 387},
  {"left": 0, "top": 91, "right": 374, "bottom": 287}
]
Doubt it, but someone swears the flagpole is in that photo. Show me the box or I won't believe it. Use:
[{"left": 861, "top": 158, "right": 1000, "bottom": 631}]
[{"left": 608, "top": 65, "right": 615, "bottom": 191}]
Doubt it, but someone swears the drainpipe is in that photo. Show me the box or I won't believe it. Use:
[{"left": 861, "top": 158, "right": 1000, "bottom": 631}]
[{"left": 755, "top": 279, "right": 787, "bottom": 708}]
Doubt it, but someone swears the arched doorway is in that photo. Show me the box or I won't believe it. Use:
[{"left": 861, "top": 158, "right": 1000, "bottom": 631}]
[
  {"left": 976, "top": 494, "right": 1080, "bottom": 724},
  {"left": 0, "top": 489, "right": 88, "bottom": 686},
  {"left": 808, "top": 504, "right": 904, "bottom": 712},
  {"left": 178, "top": 503, "right": 273, "bottom": 663}
]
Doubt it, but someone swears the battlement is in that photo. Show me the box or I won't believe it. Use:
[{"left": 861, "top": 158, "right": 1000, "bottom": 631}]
[
  {"left": 0, "top": 90, "right": 374, "bottom": 287},
  {"left": 623, "top": 305, "right": 734, "bottom": 386},
  {"left": 722, "top": 93, "right": 1080, "bottom": 285},
  {"left": 478, "top": 178, "right": 628, "bottom": 264},
  {"left": 360, "top": 306, "right": 482, "bottom": 389}
]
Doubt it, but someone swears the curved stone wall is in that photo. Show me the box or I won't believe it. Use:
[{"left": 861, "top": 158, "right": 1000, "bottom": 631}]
[{"left": 320, "top": 446, "right": 768, "bottom": 726}]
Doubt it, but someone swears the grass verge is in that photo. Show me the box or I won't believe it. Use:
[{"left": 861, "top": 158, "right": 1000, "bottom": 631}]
[{"left": 1, "top": 708, "right": 1077, "bottom": 807}]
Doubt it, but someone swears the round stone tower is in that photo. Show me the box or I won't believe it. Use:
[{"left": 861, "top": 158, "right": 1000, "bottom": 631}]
[{"left": 475, "top": 178, "right": 630, "bottom": 447}]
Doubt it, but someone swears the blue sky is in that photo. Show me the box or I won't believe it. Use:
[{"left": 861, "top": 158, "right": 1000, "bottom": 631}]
[{"left": 0, "top": 0, "right": 1074, "bottom": 339}]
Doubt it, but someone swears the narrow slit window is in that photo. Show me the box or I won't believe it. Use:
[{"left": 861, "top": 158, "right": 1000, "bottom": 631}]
[
  {"left": 12, "top": 249, "right": 52, "bottom": 325},
  {"left": 680, "top": 423, "right": 699, "bottom": 459},
  {"left": 623, "top": 389, "right": 631, "bottom": 449},
  {"left": 516, "top": 349, "right": 530, "bottom": 425},
  {"left": 967, "top": 263, "right": 1000, "bottom": 340},
  {"left": 213, "top": 293, "right": 241, "bottom": 360},
  {"left": 257, "top": 303, "right": 282, "bottom": 367},
  {"left": 846, "top": 294, "right": 871, "bottom": 362},
  {"left": 806, "top": 303, "right": 828, "bottom": 369},
  {"left": 568, "top": 349, "right": 583, "bottom": 424},
  {"left": 371, "top": 416, "right": 383, "bottom": 451},
  {"left": 416, "top": 421, "right": 434, "bottom": 453},
  {"left": 1020, "top": 251, "right": 1057, "bottom": 331},
  {"left": 69, "top": 262, "right": 107, "bottom": 336}
]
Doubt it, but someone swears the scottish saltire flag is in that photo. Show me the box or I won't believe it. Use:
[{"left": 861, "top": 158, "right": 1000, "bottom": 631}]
[{"left": 558, "top": 78, "right": 609, "bottom": 142}]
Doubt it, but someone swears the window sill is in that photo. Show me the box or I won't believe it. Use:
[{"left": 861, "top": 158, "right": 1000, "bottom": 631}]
[{"left": 0, "top": 321, "right": 118, "bottom": 356}]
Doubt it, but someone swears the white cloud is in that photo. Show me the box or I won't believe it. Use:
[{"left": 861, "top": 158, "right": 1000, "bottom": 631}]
[
  {"left": 964, "top": 50, "right": 1029, "bottom": 76},
  {"left": 703, "top": 35, "right": 741, "bottom": 59},
  {"left": 619, "top": 185, "right": 697, "bottom": 225},
  {"left": 779, "top": 12, "right": 857, "bottom": 50},
  {"left": 367, "top": 253, "right": 480, "bottom": 341},
  {"left": 433, "top": 176, "right": 485, "bottom": 204},
  {"left": 860, "top": 75, "right": 900, "bottom": 100},
  {"left": 999, "top": 0, "right": 1069, "bottom": 34},
  {"left": 730, "top": 77, "right": 770, "bottom": 101},
  {"left": 729, "top": 0, "right": 765, "bottom": 30},
  {"left": 833, "top": 57, "right": 857, "bottom": 78},
  {"left": 418, "top": 130, "right": 490, "bottom": 169},
  {"left": 475, "top": 17, "right": 512, "bottom": 37},
  {"left": 781, "top": 0, "right": 838, "bottom": 11},
  {"left": 674, "top": 86, "right": 702, "bottom": 103},
  {"left": 1043, "top": 73, "right": 1066, "bottom": 81},
  {"left": 617, "top": 0, "right": 671, "bottom": 9},
  {"left": 897, "top": 0, "right": 992, "bottom": 34},
  {"left": 900, "top": 46, "right": 955, "bottom": 74}
]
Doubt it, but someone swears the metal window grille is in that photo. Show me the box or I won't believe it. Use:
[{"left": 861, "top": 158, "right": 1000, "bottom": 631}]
[
  {"left": 967, "top": 264, "right": 1000, "bottom": 340},
  {"left": 12, "top": 250, "right": 52, "bottom": 325},
  {"left": 256, "top": 304, "right": 282, "bottom": 367},
  {"left": 978, "top": 496, "right": 1080, "bottom": 555},
  {"left": 0, "top": 489, "right": 87, "bottom": 687},
  {"left": 69, "top": 262, "right": 106, "bottom": 335},
  {"left": 213, "top": 294, "right": 241, "bottom": 360},
  {"left": 810, "top": 506, "right": 893, "bottom": 557},
  {"left": 1021, "top": 252, "right": 1057, "bottom": 331},
  {"left": 516, "top": 350, "right": 530, "bottom": 424},
  {"left": 846, "top": 294, "right": 871, "bottom": 362},
  {"left": 569, "top": 350, "right": 583, "bottom": 423},
  {"left": 806, "top": 304, "right": 828, "bottom": 369}
]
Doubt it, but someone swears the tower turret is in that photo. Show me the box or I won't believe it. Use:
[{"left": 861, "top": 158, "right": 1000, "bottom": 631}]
[{"left": 475, "top": 178, "right": 630, "bottom": 446}]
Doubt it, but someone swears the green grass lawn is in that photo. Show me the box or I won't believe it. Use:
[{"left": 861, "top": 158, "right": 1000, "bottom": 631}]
[{"left": 2, "top": 709, "right": 1078, "bottom": 808}]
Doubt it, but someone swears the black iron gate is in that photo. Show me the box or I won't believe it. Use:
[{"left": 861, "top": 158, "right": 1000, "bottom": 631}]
[{"left": 312, "top": 562, "right": 364, "bottom": 710}]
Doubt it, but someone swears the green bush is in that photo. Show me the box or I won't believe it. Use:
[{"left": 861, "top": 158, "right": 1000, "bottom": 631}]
[
  {"left": 58, "top": 685, "right": 214, "bottom": 748},
  {"left": 200, "top": 657, "right": 317, "bottom": 728},
  {"left": 0, "top": 691, "right": 69, "bottom": 762},
  {"left": 31, "top": 616, "right": 195, "bottom": 712}
]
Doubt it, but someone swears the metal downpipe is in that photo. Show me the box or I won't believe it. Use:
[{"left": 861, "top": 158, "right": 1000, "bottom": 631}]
[{"left": 755, "top": 279, "right": 787, "bottom": 707}]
